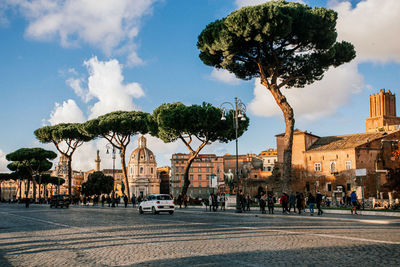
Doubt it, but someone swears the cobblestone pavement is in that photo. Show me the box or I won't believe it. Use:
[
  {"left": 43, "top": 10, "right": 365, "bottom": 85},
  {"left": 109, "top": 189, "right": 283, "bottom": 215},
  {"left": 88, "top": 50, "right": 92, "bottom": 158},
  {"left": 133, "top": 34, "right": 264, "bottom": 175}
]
[{"left": 1, "top": 204, "right": 400, "bottom": 266}]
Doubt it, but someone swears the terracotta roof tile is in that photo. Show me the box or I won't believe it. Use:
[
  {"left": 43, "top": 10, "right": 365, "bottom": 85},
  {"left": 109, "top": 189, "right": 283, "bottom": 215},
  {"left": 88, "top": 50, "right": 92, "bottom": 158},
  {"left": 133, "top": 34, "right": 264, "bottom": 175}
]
[{"left": 307, "top": 132, "right": 387, "bottom": 151}]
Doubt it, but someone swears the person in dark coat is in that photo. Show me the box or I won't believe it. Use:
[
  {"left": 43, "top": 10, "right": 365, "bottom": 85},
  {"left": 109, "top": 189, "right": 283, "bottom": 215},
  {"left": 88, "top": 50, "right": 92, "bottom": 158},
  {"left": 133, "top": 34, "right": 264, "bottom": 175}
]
[
  {"left": 123, "top": 194, "right": 128, "bottom": 208},
  {"left": 308, "top": 193, "right": 316, "bottom": 215},
  {"left": 260, "top": 192, "right": 266, "bottom": 214},
  {"left": 296, "top": 192, "right": 303, "bottom": 214},
  {"left": 280, "top": 193, "right": 289, "bottom": 214},
  {"left": 316, "top": 191, "right": 324, "bottom": 215},
  {"left": 246, "top": 194, "right": 251, "bottom": 211},
  {"left": 267, "top": 193, "right": 275, "bottom": 214},
  {"left": 289, "top": 192, "right": 296, "bottom": 213},
  {"left": 101, "top": 195, "right": 105, "bottom": 207},
  {"left": 131, "top": 194, "right": 136, "bottom": 208}
]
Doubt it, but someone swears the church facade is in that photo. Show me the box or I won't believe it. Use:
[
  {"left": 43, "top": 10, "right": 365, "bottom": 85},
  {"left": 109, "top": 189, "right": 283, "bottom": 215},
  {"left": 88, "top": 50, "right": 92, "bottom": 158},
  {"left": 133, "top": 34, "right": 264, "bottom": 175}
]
[{"left": 127, "top": 136, "right": 160, "bottom": 198}]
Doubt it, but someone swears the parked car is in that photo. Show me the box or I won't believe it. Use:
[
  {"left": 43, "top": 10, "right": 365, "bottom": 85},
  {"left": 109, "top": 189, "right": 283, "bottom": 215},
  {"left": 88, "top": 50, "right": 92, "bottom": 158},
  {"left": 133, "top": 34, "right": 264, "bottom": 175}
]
[
  {"left": 139, "top": 194, "right": 174, "bottom": 215},
  {"left": 50, "top": 195, "right": 70, "bottom": 208}
]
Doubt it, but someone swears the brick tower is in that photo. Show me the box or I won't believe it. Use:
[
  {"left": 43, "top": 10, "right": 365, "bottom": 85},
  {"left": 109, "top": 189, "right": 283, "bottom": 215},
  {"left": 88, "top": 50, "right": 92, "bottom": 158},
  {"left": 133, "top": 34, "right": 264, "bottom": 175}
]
[{"left": 366, "top": 89, "right": 400, "bottom": 132}]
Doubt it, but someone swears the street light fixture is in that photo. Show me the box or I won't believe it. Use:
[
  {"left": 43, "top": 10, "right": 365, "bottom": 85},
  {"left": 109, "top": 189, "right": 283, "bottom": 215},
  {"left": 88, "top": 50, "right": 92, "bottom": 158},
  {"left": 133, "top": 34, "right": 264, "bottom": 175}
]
[
  {"left": 220, "top": 97, "right": 246, "bottom": 213},
  {"left": 106, "top": 144, "right": 117, "bottom": 207}
]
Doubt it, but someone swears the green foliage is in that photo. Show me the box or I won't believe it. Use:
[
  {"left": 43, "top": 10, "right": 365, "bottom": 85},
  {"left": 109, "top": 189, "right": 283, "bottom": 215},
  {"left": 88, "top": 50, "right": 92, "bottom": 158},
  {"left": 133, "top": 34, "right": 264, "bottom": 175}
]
[
  {"left": 82, "top": 111, "right": 150, "bottom": 138},
  {"left": 81, "top": 171, "right": 114, "bottom": 196},
  {"left": 39, "top": 174, "right": 65, "bottom": 186},
  {"left": 152, "top": 102, "right": 249, "bottom": 143},
  {"left": 34, "top": 123, "right": 93, "bottom": 144},
  {"left": 0, "top": 172, "right": 19, "bottom": 181},
  {"left": 6, "top": 148, "right": 56, "bottom": 174},
  {"left": 197, "top": 0, "right": 356, "bottom": 87}
]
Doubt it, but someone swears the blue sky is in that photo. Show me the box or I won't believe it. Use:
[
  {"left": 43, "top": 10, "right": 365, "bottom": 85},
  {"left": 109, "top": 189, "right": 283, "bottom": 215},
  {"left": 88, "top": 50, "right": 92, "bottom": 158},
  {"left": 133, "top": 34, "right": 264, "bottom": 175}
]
[{"left": 0, "top": 0, "right": 399, "bottom": 171}]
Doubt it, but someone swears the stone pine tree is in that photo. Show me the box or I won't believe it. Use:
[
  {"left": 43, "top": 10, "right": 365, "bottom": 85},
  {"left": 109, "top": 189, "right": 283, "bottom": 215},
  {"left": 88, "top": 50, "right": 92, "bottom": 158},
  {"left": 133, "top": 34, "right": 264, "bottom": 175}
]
[
  {"left": 34, "top": 123, "right": 93, "bottom": 199},
  {"left": 6, "top": 148, "right": 57, "bottom": 200},
  {"left": 151, "top": 102, "right": 249, "bottom": 196},
  {"left": 197, "top": 1, "right": 356, "bottom": 191},
  {"left": 81, "top": 171, "right": 114, "bottom": 197},
  {"left": 82, "top": 111, "right": 150, "bottom": 198}
]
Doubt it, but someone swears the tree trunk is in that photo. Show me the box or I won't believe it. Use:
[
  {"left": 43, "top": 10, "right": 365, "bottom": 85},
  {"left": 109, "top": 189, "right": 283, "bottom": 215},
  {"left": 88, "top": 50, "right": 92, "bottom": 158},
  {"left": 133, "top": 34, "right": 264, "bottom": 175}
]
[
  {"left": 181, "top": 140, "right": 209, "bottom": 197},
  {"left": 26, "top": 179, "right": 30, "bottom": 198},
  {"left": 181, "top": 154, "right": 196, "bottom": 197},
  {"left": 19, "top": 180, "right": 22, "bottom": 199},
  {"left": 120, "top": 147, "right": 130, "bottom": 198},
  {"left": 269, "top": 84, "right": 295, "bottom": 193},
  {"left": 68, "top": 156, "right": 72, "bottom": 200},
  {"left": 0, "top": 181, "right": 2, "bottom": 200},
  {"left": 32, "top": 177, "right": 37, "bottom": 201}
]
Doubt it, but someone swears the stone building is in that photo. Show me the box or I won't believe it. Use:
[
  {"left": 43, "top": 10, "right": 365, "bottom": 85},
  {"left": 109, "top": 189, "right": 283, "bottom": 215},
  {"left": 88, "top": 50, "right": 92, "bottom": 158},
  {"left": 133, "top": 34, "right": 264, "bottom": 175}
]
[
  {"left": 127, "top": 136, "right": 160, "bottom": 198},
  {"left": 259, "top": 149, "right": 278, "bottom": 172},
  {"left": 157, "top": 166, "right": 171, "bottom": 195},
  {"left": 276, "top": 89, "right": 400, "bottom": 200},
  {"left": 170, "top": 153, "right": 224, "bottom": 198}
]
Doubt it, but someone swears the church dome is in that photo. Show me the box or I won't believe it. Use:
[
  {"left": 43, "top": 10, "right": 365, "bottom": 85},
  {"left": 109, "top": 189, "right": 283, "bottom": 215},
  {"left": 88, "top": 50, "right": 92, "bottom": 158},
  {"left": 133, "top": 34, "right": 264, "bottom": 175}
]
[{"left": 129, "top": 136, "right": 156, "bottom": 164}]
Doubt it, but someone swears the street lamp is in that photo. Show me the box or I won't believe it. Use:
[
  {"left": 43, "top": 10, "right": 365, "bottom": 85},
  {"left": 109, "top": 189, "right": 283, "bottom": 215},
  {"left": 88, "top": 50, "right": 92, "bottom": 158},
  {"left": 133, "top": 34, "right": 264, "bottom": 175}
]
[
  {"left": 106, "top": 144, "right": 117, "bottom": 207},
  {"left": 220, "top": 97, "right": 246, "bottom": 213}
]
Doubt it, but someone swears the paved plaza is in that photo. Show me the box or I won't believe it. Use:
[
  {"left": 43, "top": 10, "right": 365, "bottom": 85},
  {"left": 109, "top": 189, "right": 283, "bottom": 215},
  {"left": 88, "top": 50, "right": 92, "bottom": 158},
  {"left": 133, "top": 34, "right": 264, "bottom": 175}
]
[{"left": 0, "top": 204, "right": 400, "bottom": 266}]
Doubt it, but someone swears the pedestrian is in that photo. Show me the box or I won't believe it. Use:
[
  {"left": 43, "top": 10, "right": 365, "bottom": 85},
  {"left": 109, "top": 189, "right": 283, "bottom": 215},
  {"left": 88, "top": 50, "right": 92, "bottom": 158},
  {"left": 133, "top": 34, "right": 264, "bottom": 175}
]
[
  {"left": 316, "top": 191, "right": 324, "bottom": 215},
  {"left": 123, "top": 194, "right": 128, "bottom": 208},
  {"left": 208, "top": 193, "right": 213, "bottom": 211},
  {"left": 240, "top": 191, "right": 246, "bottom": 212},
  {"left": 296, "top": 192, "right": 302, "bottom": 214},
  {"left": 260, "top": 192, "right": 267, "bottom": 214},
  {"left": 212, "top": 193, "right": 218, "bottom": 211},
  {"left": 289, "top": 192, "right": 296, "bottom": 213},
  {"left": 184, "top": 195, "right": 188, "bottom": 208},
  {"left": 219, "top": 193, "right": 226, "bottom": 211},
  {"left": 246, "top": 194, "right": 251, "bottom": 211},
  {"left": 101, "top": 195, "right": 105, "bottom": 207},
  {"left": 178, "top": 194, "right": 183, "bottom": 209},
  {"left": 107, "top": 195, "right": 111, "bottom": 207},
  {"left": 131, "top": 193, "right": 136, "bottom": 208},
  {"left": 267, "top": 193, "right": 275, "bottom": 214},
  {"left": 280, "top": 193, "right": 289, "bottom": 214},
  {"left": 308, "top": 193, "right": 315, "bottom": 215},
  {"left": 116, "top": 195, "right": 120, "bottom": 207},
  {"left": 350, "top": 189, "right": 358, "bottom": 215},
  {"left": 25, "top": 197, "right": 30, "bottom": 208}
]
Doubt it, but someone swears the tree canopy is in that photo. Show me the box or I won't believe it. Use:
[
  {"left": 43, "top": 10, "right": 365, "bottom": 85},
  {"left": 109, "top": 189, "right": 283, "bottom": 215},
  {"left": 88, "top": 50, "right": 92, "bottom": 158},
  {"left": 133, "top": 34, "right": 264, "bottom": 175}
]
[
  {"left": 81, "top": 171, "right": 114, "bottom": 196},
  {"left": 34, "top": 123, "right": 93, "bottom": 198},
  {"left": 6, "top": 148, "right": 56, "bottom": 199},
  {"left": 82, "top": 110, "right": 151, "bottom": 198},
  {"left": 152, "top": 102, "right": 249, "bottom": 195},
  {"left": 197, "top": 1, "right": 355, "bottom": 191}
]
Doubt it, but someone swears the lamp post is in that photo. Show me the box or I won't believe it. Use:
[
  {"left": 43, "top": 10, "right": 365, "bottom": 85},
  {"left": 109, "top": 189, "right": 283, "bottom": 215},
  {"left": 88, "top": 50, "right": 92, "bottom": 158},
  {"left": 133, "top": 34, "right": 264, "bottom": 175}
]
[
  {"left": 220, "top": 97, "right": 246, "bottom": 213},
  {"left": 106, "top": 144, "right": 117, "bottom": 208}
]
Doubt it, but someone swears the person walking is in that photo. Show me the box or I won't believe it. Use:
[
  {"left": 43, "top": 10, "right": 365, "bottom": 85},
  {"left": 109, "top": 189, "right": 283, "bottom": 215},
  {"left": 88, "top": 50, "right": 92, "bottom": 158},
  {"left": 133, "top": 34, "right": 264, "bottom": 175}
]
[
  {"left": 131, "top": 193, "right": 136, "bottom": 208},
  {"left": 219, "top": 193, "right": 226, "bottom": 211},
  {"left": 308, "top": 193, "right": 316, "bottom": 216},
  {"left": 316, "top": 191, "right": 324, "bottom": 215},
  {"left": 101, "top": 195, "right": 105, "bottom": 207},
  {"left": 350, "top": 189, "right": 358, "bottom": 215},
  {"left": 208, "top": 193, "right": 213, "bottom": 211},
  {"left": 240, "top": 191, "right": 246, "bottom": 212},
  {"left": 260, "top": 192, "right": 267, "bottom": 214},
  {"left": 246, "top": 194, "right": 251, "bottom": 211},
  {"left": 267, "top": 193, "right": 275, "bottom": 214},
  {"left": 296, "top": 192, "right": 302, "bottom": 214},
  {"left": 289, "top": 192, "right": 296, "bottom": 213},
  {"left": 106, "top": 195, "right": 111, "bottom": 207},
  {"left": 280, "top": 193, "right": 289, "bottom": 214},
  {"left": 123, "top": 194, "right": 128, "bottom": 208}
]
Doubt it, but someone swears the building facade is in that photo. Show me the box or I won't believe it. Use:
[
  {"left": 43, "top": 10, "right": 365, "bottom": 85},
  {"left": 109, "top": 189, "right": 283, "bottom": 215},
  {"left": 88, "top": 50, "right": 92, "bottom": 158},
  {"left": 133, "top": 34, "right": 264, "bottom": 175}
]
[
  {"left": 127, "top": 136, "right": 160, "bottom": 198},
  {"left": 170, "top": 153, "right": 224, "bottom": 198}
]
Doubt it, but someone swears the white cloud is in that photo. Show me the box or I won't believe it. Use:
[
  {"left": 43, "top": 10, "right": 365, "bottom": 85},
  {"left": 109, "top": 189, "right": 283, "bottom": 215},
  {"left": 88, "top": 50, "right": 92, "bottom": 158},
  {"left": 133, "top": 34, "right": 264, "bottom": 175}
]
[
  {"left": 48, "top": 99, "right": 86, "bottom": 125},
  {"left": 67, "top": 56, "right": 145, "bottom": 119},
  {"left": 210, "top": 68, "right": 241, "bottom": 85},
  {"left": 249, "top": 62, "right": 364, "bottom": 120},
  {"left": 331, "top": 0, "right": 400, "bottom": 63},
  {"left": 0, "top": 149, "right": 10, "bottom": 173},
  {"left": 3, "top": 0, "right": 159, "bottom": 65}
]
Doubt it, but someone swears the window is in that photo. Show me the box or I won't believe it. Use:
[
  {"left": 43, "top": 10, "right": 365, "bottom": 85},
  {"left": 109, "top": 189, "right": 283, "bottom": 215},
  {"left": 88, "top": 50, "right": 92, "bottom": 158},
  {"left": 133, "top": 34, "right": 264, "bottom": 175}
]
[
  {"left": 267, "top": 166, "right": 272, "bottom": 171},
  {"left": 175, "top": 175, "right": 179, "bottom": 180},
  {"left": 198, "top": 168, "right": 201, "bottom": 172},
  {"left": 190, "top": 174, "right": 193, "bottom": 180},
  {"left": 198, "top": 175, "right": 202, "bottom": 180},
  {"left": 268, "top": 159, "right": 270, "bottom": 163},
  {"left": 206, "top": 175, "right": 209, "bottom": 180},
  {"left": 206, "top": 168, "right": 209, "bottom": 172},
  {"left": 330, "top": 161, "right": 337, "bottom": 173},
  {"left": 327, "top": 184, "right": 332, "bottom": 192},
  {"left": 181, "top": 167, "right": 184, "bottom": 173},
  {"left": 176, "top": 168, "right": 179, "bottom": 173},
  {"left": 227, "top": 162, "right": 230, "bottom": 166},
  {"left": 347, "top": 183, "right": 351, "bottom": 191},
  {"left": 151, "top": 168, "right": 153, "bottom": 174},
  {"left": 182, "top": 175, "right": 185, "bottom": 181},
  {"left": 140, "top": 167, "right": 143, "bottom": 174},
  {"left": 345, "top": 161, "right": 351, "bottom": 170},
  {"left": 306, "top": 182, "right": 310, "bottom": 192},
  {"left": 314, "top": 163, "right": 321, "bottom": 172}
]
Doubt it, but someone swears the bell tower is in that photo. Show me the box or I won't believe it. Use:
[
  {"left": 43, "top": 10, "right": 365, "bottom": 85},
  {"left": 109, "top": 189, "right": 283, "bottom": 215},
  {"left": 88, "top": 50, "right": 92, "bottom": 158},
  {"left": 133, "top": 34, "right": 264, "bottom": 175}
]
[{"left": 366, "top": 89, "right": 400, "bottom": 132}]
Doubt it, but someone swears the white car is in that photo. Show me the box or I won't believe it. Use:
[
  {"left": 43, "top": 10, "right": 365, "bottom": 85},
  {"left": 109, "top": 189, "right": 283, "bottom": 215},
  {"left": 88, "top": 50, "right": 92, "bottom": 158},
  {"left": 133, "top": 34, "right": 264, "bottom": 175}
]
[{"left": 139, "top": 194, "right": 175, "bottom": 215}]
